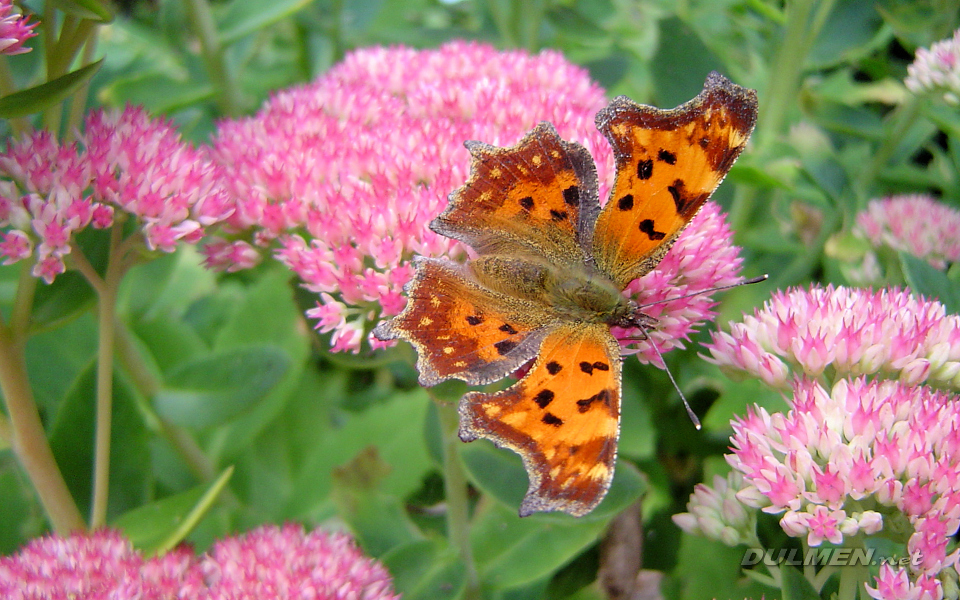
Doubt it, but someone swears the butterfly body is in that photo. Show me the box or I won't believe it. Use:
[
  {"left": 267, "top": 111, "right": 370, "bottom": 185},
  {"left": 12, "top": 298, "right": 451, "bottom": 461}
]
[
  {"left": 470, "top": 254, "right": 631, "bottom": 325},
  {"left": 375, "top": 73, "right": 758, "bottom": 517}
]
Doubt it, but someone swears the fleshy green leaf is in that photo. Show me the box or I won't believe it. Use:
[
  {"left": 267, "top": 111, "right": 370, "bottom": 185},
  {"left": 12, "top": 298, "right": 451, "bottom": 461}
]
[
  {"left": 781, "top": 563, "right": 823, "bottom": 600},
  {"left": 470, "top": 501, "right": 608, "bottom": 589},
  {"left": 48, "top": 364, "right": 150, "bottom": 520},
  {"left": 113, "top": 466, "right": 234, "bottom": 554},
  {"left": 49, "top": 0, "right": 113, "bottom": 22},
  {"left": 0, "top": 61, "right": 103, "bottom": 119},
  {"left": 218, "top": 0, "right": 315, "bottom": 44},
  {"left": 901, "top": 252, "right": 960, "bottom": 314},
  {"left": 381, "top": 540, "right": 466, "bottom": 600},
  {"left": 154, "top": 346, "right": 290, "bottom": 429}
]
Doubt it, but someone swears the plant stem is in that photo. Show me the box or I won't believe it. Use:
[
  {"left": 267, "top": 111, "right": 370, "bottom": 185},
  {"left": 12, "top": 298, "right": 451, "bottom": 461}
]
[
  {"left": 89, "top": 225, "right": 125, "bottom": 528},
  {"left": 436, "top": 400, "right": 480, "bottom": 600},
  {"left": 181, "top": 0, "right": 242, "bottom": 116},
  {"left": 0, "top": 268, "right": 84, "bottom": 532}
]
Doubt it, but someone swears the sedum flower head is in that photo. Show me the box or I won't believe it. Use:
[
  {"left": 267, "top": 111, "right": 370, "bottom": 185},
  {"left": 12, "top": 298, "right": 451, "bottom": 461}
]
[
  {"left": 212, "top": 41, "right": 744, "bottom": 355},
  {"left": 704, "top": 285, "right": 960, "bottom": 390},
  {"left": 856, "top": 194, "right": 960, "bottom": 270},
  {"left": 0, "top": 0, "right": 36, "bottom": 55},
  {"left": 0, "top": 106, "right": 232, "bottom": 282},
  {"left": 0, "top": 525, "right": 398, "bottom": 600},
  {"left": 0, "top": 529, "right": 198, "bottom": 599},
  {"left": 728, "top": 378, "right": 960, "bottom": 599},
  {"left": 906, "top": 28, "right": 960, "bottom": 105},
  {"left": 672, "top": 471, "right": 758, "bottom": 546},
  {"left": 198, "top": 523, "right": 398, "bottom": 599}
]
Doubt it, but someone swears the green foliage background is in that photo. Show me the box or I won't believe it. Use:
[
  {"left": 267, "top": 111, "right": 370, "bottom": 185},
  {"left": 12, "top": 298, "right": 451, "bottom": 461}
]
[{"left": 2, "top": 1, "right": 960, "bottom": 599}]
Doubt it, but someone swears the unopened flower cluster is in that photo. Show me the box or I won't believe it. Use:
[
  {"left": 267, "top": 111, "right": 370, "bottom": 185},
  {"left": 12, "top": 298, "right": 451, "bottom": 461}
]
[
  {"left": 211, "top": 41, "right": 744, "bottom": 357},
  {"left": 0, "top": 524, "right": 398, "bottom": 599},
  {"left": 906, "top": 28, "right": 960, "bottom": 104},
  {"left": 0, "top": 107, "right": 232, "bottom": 282},
  {"left": 0, "top": 0, "right": 36, "bottom": 55},
  {"left": 678, "top": 286, "right": 960, "bottom": 600},
  {"left": 856, "top": 194, "right": 960, "bottom": 270}
]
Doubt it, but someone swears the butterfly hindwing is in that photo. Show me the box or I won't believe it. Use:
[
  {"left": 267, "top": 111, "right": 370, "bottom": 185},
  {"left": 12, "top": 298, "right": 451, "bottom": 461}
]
[
  {"left": 591, "top": 72, "right": 758, "bottom": 289},
  {"left": 459, "top": 323, "right": 622, "bottom": 517},
  {"left": 432, "top": 122, "right": 601, "bottom": 268},
  {"left": 373, "top": 258, "right": 555, "bottom": 386}
]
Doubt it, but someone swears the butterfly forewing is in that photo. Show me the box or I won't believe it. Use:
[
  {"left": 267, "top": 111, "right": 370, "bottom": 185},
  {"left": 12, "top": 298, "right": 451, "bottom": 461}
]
[
  {"left": 459, "top": 323, "right": 621, "bottom": 517},
  {"left": 373, "top": 258, "right": 556, "bottom": 386},
  {"left": 591, "top": 72, "right": 758, "bottom": 289},
  {"left": 432, "top": 123, "right": 601, "bottom": 268}
]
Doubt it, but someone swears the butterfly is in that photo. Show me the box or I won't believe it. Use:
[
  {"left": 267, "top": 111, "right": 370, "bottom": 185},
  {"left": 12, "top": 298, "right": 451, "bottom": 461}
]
[{"left": 374, "top": 72, "right": 758, "bottom": 517}]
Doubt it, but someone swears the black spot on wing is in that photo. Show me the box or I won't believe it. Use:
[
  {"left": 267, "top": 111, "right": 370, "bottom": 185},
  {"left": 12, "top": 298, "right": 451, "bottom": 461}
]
[
  {"left": 638, "top": 219, "right": 666, "bottom": 240},
  {"left": 534, "top": 389, "right": 555, "bottom": 408},
  {"left": 658, "top": 149, "right": 677, "bottom": 164},
  {"left": 637, "top": 159, "right": 653, "bottom": 180},
  {"left": 494, "top": 339, "right": 517, "bottom": 355},
  {"left": 546, "top": 361, "right": 563, "bottom": 375},
  {"left": 576, "top": 389, "right": 613, "bottom": 413},
  {"left": 542, "top": 413, "right": 563, "bottom": 427},
  {"left": 549, "top": 209, "right": 568, "bottom": 221},
  {"left": 466, "top": 315, "right": 483, "bottom": 326},
  {"left": 519, "top": 196, "right": 534, "bottom": 210},
  {"left": 499, "top": 323, "right": 518, "bottom": 334},
  {"left": 617, "top": 194, "right": 634, "bottom": 211},
  {"left": 562, "top": 186, "right": 580, "bottom": 207}
]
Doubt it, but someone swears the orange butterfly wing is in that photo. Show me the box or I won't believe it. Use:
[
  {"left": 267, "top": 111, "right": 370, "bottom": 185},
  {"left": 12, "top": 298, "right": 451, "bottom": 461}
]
[
  {"left": 432, "top": 122, "right": 600, "bottom": 267},
  {"left": 459, "top": 323, "right": 621, "bottom": 517},
  {"left": 373, "top": 258, "right": 555, "bottom": 386},
  {"left": 591, "top": 72, "right": 758, "bottom": 289}
]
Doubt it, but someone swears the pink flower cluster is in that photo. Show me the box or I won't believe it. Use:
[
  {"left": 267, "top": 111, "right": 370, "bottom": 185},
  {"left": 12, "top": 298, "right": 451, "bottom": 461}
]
[
  {"left": 210, "top": 41, "right": 744, "bottom": 355},
  {"left": 906, "top": 28, "right": 960, "bottom": 104},
  {"left": 210, "top": 41, "right": 611, "bottom": 352},
  {"left": 0, "top": 0, "right": 35, "bottom": 55},
  {"left": 0, "top": 106, "right": 232, "bottom": 282},
  {"left": 0, "top": 525, "right": 398, "bottom": 599},
  {"left": 729, "top": 378, "right": 960, "bottom": 600},
  {"left": 856, "top": 195, "right": 960, "bottom": 270},
  {"left": 704, "top": 285, "right": 960, "bottom": 390}
]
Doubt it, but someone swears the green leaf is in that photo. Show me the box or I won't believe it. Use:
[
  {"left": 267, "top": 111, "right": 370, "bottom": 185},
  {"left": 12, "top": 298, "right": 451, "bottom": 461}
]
[
  {"left": 459, "top": 440, "right": 645, "bottom": 522},
  {"left": 287, "top": 388, "right": 433, "bottom": 518},
  {"left": 781, "top": 564, "right": 822, "bottom": 600},
  {"left": 901, "top": 253, "right": 960, "bottom": 314},
  {"left": 113, "top": 466, "right": 234, "bottom": 554},
  {"left": 331, "top": 446, "right": 425, "bottom": 557},
  {"left": 25, "top": 314, "right": 97, "bottom": 415},
  {"left": 650, "top": 18, "right": 724, "bottom": 108},
  {"left": 48, "top": 364, "right": 150, "bottom": 520},
  {"left": 0, "top": 61, "right": 103, "bottom": 119},
  {"left": 154, "top": 346, "right": 290, "bottom": 429},
  {"left": 381, "top": 540, "right": 466, "bottom": 600},
  {"left": 49, "top": 0, "right": 113, "bottom": 22},
  {"left": 470, "top": 501, "right": 607, "bottom": 589},
  {"left": 218, "top": 0, "right": 315, "bottom": 44},
  {"left": 102, "top": 74, "right": 214, "bottom": 114}
]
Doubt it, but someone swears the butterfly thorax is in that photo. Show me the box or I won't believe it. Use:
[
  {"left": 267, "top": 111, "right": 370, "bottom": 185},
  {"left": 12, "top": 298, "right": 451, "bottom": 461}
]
[{"left": 469, "top": 254, "right": 635, "bottom": 325}]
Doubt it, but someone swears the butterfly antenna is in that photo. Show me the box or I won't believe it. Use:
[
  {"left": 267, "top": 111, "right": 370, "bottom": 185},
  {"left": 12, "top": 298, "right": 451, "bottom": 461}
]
[
  {"left": 642, "top": 327, "right": 702, "bottom": 430},
  {"left": 637, "top": 274, "right": 768, "bottom": 310}
]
